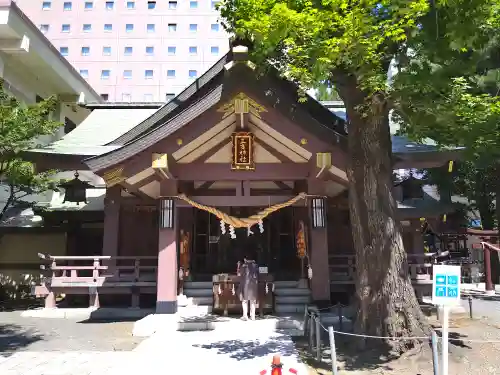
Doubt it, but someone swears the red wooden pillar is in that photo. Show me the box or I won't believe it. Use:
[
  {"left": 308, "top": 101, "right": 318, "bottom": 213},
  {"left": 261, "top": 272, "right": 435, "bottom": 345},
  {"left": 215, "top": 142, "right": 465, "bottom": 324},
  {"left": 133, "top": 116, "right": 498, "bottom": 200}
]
[
  {"left": 483, "top": 244, "right": 494, "bottom": 292},
  {"left": 156, "top": 181, "right": 178, "bottom": 314},
  {"left": 308, "top": 179, "right": 331, "bottom": 302}
]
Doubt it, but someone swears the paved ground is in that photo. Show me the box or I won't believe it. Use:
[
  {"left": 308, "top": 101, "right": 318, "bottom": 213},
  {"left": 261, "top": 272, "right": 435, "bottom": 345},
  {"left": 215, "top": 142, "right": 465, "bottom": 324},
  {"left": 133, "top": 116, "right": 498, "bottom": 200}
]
[
  {"left": 0, "top": 312, "right": 307, "bottom": 375},
  {"left": 0, "top": 311, "right": 143, "bottom": 352}
]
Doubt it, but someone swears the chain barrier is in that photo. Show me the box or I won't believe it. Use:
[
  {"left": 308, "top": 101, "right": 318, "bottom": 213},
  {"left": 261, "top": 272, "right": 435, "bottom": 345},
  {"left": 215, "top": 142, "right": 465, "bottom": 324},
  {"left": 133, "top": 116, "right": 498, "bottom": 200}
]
[{"left": 305, "top": 305, "right": 500, "bottom": 344}]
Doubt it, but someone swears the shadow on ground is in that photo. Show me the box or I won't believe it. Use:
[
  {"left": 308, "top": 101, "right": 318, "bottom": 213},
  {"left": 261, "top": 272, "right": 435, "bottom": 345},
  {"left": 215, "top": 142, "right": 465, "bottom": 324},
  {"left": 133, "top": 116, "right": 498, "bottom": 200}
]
[
  {"left": 193, "top": 334, "right": 295, "bottom": 360},
  {"left": 292, "top": 323, "right": 474, "bottom": 373},
  {"left": 0, "top": 323, "right": 43, "bottom": 356}
]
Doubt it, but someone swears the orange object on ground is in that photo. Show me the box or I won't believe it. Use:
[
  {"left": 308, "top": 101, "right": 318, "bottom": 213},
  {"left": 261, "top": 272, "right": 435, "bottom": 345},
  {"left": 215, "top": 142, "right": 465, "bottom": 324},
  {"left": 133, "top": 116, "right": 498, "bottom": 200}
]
[{"left": 259, "top": 355, "right": 298, "bottom": 375}]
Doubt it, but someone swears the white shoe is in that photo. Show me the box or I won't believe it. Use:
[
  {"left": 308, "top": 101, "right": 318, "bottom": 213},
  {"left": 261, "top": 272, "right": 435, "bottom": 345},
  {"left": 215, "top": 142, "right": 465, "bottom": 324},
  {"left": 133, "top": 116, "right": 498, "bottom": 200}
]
[
  {"left": 250, "top": 316, "right": 256, "bottom": 321},
  {"left": 241, "top": 316, "right": 248, "bottom": 321}
]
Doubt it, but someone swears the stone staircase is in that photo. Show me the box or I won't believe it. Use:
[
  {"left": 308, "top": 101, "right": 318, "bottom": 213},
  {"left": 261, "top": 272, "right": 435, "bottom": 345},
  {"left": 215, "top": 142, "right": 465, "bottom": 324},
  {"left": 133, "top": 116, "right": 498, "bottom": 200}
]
[
  {"left": 182, "top": 281, "right": 213, "bottom": 312},
  {"left": 182, "top": 280, "right": 311, "bottom": 315},
  {"left": 274, "top": 280, "right": 311, "bottom": 314}
]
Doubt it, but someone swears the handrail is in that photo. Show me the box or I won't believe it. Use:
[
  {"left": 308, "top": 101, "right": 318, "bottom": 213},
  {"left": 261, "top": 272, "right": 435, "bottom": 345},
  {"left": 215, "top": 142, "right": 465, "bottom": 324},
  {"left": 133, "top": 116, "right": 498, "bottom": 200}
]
[{"left": 481, "top": 241, "right": 500, "bottom": 252}]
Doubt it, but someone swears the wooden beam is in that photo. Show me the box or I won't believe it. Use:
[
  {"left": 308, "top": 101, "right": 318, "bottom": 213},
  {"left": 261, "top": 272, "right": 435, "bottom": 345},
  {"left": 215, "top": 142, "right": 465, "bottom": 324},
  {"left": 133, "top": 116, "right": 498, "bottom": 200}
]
[
  {"left": 121, "top": 181, "right": 155, "bottom": 201},
  {"left": 195, "top": 181, "right": 215, "bottom": 191},
  {"left": 152, "top": 153, "right": 173, "bottom": 179},
  {"left": 175, "top": 195, "right": 304, "bottom": 207},
  {"left": 273, "top": 181, "right": 291, "bottom": 190}
]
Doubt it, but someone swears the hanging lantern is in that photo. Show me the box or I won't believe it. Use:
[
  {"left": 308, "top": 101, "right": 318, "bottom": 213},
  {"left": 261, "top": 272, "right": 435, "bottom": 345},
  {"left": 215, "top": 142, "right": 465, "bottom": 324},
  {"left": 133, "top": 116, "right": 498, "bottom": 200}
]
[
  {"left": 311, "top": 198, "right": 326, "bottom": 228},
  {"left": 58, "top": 172, "right": 94, "bottom": 205},
  {"left": 159, "top": 198, "right": 175, "bottom": 229}
]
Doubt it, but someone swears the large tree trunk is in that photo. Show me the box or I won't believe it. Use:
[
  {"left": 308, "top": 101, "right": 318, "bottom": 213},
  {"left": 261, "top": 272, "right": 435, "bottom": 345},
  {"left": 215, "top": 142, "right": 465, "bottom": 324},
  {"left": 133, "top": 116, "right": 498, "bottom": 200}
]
[{"left": 338, "top": 83, "right": 430, "bottom": 351}]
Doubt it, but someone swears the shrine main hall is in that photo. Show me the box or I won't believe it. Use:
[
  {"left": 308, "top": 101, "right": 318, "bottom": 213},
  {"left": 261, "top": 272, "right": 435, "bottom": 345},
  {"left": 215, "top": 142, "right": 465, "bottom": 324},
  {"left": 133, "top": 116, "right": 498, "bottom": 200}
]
[{"left": 26, "top": 42, "right": 460, "bottom": 315}]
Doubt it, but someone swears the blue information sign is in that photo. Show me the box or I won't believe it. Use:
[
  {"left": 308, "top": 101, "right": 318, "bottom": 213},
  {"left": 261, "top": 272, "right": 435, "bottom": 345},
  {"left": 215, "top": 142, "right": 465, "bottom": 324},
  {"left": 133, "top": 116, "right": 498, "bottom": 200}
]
[{"left": 432, "top": 265, "right": 461, "bottom": 306}]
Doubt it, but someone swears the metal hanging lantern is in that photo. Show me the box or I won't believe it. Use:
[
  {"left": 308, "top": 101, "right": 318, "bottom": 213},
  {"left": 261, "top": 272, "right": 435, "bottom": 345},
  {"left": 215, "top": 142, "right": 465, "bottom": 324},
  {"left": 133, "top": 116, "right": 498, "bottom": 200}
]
[{"left": 58, "top": 172, "right": 94, "bottom": 205}]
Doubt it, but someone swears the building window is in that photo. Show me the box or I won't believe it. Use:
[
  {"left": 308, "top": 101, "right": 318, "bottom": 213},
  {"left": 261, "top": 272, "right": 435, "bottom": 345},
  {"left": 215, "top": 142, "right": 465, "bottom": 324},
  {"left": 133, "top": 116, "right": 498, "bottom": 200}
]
[
  {"left": 168, "top": 23, "right": 177, "bottom": 32},
  {"left": 64, "top": 117, "right": 76, "bottom": 134},
  {"left": 190, "top": 1, "right": 198, "bottom": 8},
  {"left": 122, "top": 93, "right": 131, "bottom": 102},
  {"left": 81, "top": 46, "right": 90, "bottom": 56},
  {"left": 189, "top": 24, "right": 198, "bottom": 32},
  {"left": 210, "top": 46, "right": 219, "bottom": 55},
  {"left": 83, "top": 24, "right": 92, "bottom": 32},
  {"left": 105, "top": 1, "right": 114, "bottom": 9},
  {"left": 61, "top": 24, "right": 71, "bottom": 33},
  {"left": 168, "top": 1, "right": 177, "bottom": 9},
  {"left": 42, "top": 1, "right": 51, "bottom": 10},
  {"left": 59, "top": 46, "right": 69, "bottom": 56},
  {"left": 126, "top": 1, "right": 135, "bottom": 8},
  {"left": 145, "top": 70, "right": 154, "bottom": 79},
  {"left": 101, "top": 70, "right": 111, "bottom": 79},
  {"left": 144, "top": 94, "right": 153, "bottom": 101},
  {"left": 104, "top": 24, "right": 112, "bottom": 32},
  {"left": 125, "top": 24, "right": 134, "bottom": 32},
  {"left": 167, "top": 70, "right": 175, "bottom": 78},
  {"left": 84, "top": 1, "right": 93, "bottom": 9},
  {"left": 124, "top": 46, "right": 133, "bottom": 55},
  {"left": 103, "top": 46, "right": 112, "bottom": 56},
  {"left": 167, "top": 46, "right": 176, "bottom": 55},
  {"left": 211, "top": 23, "right": 219, "bottom": 32},
  {"left": 189, "top": 46, "right": 197, "bottom": 55},
  {"left": 165, "top": 93, "right": 175, "bottom": 101},
  {"left": 147, "top": 1, "right": 156, "bottom": 9},
  {"left": 123, "top": 70, "right": 132, "bottom": 79},
  {"left": 63, "top": 1, "right": 72, "bottom": 10},
  {"left": 79, "top": 69, "right": 89, "bottom": 78},
  {"left": 40, "top": 24, "right": 49, "bottom": 33},
  {"left": 189, "top": 70, "right": 198, "bottom": 78},
  {"left": 101, "top": 94, "right": 109, "bottom": 101},
  {"left": 145, "top": 46, "right": 154, "bottom": 55},
  {"left": 147, "top": 24, "right": 155, "bottom": 33}
]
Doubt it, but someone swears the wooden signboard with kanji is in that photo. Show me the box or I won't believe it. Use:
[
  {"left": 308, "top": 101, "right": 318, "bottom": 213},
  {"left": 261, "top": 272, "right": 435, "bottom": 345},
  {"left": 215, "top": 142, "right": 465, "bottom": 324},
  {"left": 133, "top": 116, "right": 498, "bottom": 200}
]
[{"left": 231, "top": 131, "right": 255, "bottom": 170}]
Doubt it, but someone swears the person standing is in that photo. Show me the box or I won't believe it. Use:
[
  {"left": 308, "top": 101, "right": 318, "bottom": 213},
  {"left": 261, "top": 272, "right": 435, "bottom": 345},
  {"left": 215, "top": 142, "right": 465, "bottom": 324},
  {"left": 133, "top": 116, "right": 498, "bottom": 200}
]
[{"left": 238, "top": 253, "right": 259, "bottom": 320}]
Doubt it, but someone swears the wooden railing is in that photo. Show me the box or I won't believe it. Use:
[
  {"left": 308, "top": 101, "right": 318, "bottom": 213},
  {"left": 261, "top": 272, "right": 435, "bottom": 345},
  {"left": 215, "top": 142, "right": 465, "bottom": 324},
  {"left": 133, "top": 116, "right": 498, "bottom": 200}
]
[
  {"left": 35, "top": 254, "right": 158, "bottom": 308},
  {"left": 329, "top": 252, "right": 483, "bottom": 286},
  {"left": 329, "top": 253, "right": 435, "bottom": 285}
]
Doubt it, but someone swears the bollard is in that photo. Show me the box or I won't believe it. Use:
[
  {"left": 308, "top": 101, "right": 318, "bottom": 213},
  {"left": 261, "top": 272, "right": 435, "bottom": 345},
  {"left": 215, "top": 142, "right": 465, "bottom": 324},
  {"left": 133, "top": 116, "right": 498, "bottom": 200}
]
[
  {"left": 337, "top": 304, "right": 343, "bottom": 331},
  {"left": 328, "top": 326, "right": 338, "bottom": 375},
  {"left": 468, "top": 295, "right": 473, "bottom": 319},
  {"left": 308, "top": 313, "right": 314, "bottom": 354},
  {"left": 315, "top": 316, "right": 321, "bottom": 361},
  {"left": 431, "top": 330, "right": 439, "bottom": 375},
  {"left": 303, "top": 306, "right": 309, "bottom": 336}
]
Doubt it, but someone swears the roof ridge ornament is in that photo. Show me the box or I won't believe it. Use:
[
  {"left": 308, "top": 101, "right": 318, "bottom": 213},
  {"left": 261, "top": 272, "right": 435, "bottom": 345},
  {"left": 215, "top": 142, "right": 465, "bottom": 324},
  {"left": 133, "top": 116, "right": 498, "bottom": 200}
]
[
  {"left": 217, "top": 92, "right": 267, "bottom": 119},
  {"left": 224, "top": 44, "right": 256, "bottom": 71}
]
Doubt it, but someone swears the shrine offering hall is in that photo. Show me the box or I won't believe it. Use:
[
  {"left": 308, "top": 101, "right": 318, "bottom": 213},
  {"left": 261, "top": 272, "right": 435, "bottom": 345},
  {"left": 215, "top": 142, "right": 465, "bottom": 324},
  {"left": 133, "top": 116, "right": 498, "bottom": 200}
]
[{"left": 28, "top": 43, "right": 460, "bottom": 315}]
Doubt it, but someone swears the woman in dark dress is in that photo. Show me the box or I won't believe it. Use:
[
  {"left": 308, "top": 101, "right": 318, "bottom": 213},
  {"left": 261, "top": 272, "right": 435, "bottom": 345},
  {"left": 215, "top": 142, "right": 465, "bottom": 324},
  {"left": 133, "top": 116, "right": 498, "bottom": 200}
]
[{"left": 238, "top": 252, "right": 259, "bottom": 320}]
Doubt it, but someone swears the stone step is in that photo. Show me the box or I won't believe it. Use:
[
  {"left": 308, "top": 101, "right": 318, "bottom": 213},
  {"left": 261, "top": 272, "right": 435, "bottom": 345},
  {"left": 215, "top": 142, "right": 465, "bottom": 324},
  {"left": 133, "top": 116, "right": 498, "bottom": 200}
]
[
  {"left": 275, "top": 304, "right": 307, "bottom": 314},
  {"left": 190, "top": 296, "right": 213, "bottom": 306},
  {"left": 184, "top": 281, "right": 213, "bottom": 289},
  {"left": 273, "top": 280, "right": 300, "bottom": 288},
  {"left": 274, "top": 288, "right": 311, "bottom": 296},
  {"left": 275, "top": 295, "right": 311, "bottom": 304},
  {"left": 183, "top": 288, "right": 213, "bottom": 298}
]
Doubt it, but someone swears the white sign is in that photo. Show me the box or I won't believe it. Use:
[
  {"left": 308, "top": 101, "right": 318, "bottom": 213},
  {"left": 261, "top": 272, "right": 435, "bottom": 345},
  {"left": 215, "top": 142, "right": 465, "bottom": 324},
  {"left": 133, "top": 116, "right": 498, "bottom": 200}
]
[
  {"left": 432, "top": 264, "right": 461, "bottom": 306},
  {"left": 259, "top": 266, "right": 268, "bottom": 274}
]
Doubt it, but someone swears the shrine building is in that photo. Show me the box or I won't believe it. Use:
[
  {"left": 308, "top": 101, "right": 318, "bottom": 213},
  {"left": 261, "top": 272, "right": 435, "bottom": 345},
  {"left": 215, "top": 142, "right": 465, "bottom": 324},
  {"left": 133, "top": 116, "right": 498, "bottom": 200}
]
[{"left": 25, "top": 41, "right": 462, "bottom": 315}]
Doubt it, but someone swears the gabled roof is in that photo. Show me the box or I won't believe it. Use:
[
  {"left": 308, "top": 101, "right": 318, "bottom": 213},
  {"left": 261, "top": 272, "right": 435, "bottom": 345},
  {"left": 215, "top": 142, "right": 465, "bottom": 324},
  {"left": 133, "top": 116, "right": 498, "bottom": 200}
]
[{"left": 84, "top": 46, "right": 349, "bottom": 171}]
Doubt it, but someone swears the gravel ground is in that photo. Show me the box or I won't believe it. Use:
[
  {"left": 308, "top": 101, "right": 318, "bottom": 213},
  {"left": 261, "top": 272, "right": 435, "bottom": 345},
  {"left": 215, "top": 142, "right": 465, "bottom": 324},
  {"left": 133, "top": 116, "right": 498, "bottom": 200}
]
[
  {"left": 299, "top": 311, "right": 500, "bottom": 374},
  {"left": 0, "top": 311, "right": 144, "bottom": 353}
]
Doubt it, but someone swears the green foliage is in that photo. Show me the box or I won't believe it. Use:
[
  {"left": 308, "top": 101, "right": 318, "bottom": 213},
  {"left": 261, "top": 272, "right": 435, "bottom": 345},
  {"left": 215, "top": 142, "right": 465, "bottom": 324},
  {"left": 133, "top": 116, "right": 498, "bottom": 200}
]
[{"left": 0, "top": 79, "right": 62, "bottom": 219}]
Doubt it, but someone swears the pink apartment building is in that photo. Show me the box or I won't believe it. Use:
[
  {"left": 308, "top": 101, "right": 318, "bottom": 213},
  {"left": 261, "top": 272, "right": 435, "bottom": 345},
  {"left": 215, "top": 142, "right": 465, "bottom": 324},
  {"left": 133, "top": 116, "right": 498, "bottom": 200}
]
[{"left": 14, "top": 0, "right": 229, "bottom": 102}]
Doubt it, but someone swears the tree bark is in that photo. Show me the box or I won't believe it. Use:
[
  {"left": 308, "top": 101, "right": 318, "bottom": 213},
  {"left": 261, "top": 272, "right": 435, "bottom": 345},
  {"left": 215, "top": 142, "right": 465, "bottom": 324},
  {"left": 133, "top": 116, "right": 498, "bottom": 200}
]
[{"left": 337, "top": 82, "right": 430, "bottom": 352}]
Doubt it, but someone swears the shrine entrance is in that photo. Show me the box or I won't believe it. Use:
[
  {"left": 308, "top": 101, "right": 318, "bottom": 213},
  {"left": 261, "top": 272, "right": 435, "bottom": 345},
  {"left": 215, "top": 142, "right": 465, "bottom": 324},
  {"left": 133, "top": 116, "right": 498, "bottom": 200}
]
[{"left": 189, "top": 206, "right": 301, "bottom": 281}]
